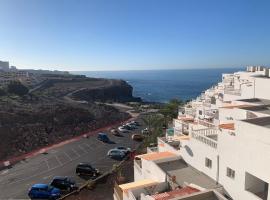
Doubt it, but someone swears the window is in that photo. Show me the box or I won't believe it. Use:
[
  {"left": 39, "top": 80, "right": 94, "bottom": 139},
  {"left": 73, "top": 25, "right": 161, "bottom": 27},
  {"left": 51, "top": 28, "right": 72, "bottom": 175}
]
[
  {"left": 205, "top": 158, "right": 212, "bottom": 168},
  {"left": 227, "top": 167, "right": 235, "bottom": 179},
  {"left": 245, "top": 172, "right": 268, "bottom": 200},
  {"left": 199, "top": 110, "right": 203, "bottom": 115}
]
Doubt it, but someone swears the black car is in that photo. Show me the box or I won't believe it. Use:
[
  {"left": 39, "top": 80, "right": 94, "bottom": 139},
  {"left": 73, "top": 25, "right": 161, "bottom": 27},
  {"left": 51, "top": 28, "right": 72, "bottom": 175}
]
[
  {"left": 50, "top": 176, "right": 77, "bottom": 192},
  {"left": 75, "top": 163, "right": 100, "bottom": 177}
]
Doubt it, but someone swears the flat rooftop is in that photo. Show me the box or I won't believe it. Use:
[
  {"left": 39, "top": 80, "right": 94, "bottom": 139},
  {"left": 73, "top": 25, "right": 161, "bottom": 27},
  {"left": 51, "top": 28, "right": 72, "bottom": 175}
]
[
  {"left": 158, "top": 159, "right": 222, "bottom": 190},
  {"left": 240, "top": 105, "right": 270, "bottom": 115},
  {"left": 237, "top": 98, "right": 270, "bottom": 105},
  {"left": 136, "top": 151, "right": 177, "bottom": 161},
  {"left": 242, "top": 116, "right": 270, "bottom": 129},
  {"left": 119, "top": 179, "right": 158, "bottom": 191}
]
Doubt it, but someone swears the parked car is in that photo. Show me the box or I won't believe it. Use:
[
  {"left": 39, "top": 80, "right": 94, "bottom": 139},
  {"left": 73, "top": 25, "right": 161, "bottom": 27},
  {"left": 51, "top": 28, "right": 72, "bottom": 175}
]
[
  {"left": 113, "top": 146, "right": 131, "bottom": 155},
  {"left": 132, "top": 134, "right": 144, "bottom": 141},
  {"left": 118, "top": 126, "right": 128, "bottom": 133},
  {"left": 97, "top": 132, "right": 110, "bottom": 143},
  {"left": 111, "top": 129, "right": 121, "bottom": 136},
  {"left": 141, "top": 128, "right": 149, "bottom": 135},
  {"left": 129, "top": 120, "right": 140, "bottom": 126},
  {"left": 107, "top": 149, "right": 125, "bottom": 159},
  {"left": 123, "top": 124, "right": 133, "bottom": 130},
  {"left": 76, "top": 162, "right": 100, "bottom": 177},
  {"left": 28, "top": 184, "right": 61, "bottom": 199},
  {"left": 50, "top": 176, "right": 77, "bottom": 192},
  {"left": 125, "top": 123, "right": 136, "bottom": 129}
]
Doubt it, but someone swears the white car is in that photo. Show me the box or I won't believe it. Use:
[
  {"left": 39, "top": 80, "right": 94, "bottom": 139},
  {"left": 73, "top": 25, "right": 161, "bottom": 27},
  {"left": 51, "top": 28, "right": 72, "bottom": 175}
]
[
  {"left": 118, "top": 126, "right": 128, "bottom": 133},
  {"left": 107, "top": 149, "right": 125, "bottom": 159},
  {"left": 113, "top": 146, "right": 131, "bottom": 154}
]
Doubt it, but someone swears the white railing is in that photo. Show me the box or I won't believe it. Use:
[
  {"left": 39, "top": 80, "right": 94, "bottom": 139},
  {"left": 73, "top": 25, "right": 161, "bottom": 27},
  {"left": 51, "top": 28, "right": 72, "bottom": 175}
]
[
  {"left": 224, "top": 88, "right": 241, "bottom": 96},
  {"left": 191, "top": 128, "right": 218, "bottom": 149},
  {"left": 185, "top": 107, "right": 196, "bottom": 116},
  {"left": 196, "top": 119, "right": 215, "bottom": 128}
]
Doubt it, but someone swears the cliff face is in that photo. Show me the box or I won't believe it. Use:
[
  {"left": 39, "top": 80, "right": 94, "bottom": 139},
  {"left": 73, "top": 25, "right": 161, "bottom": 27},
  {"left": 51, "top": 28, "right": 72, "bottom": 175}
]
[{"left": 72, "top": 79, "right": 141, "bottom": 102}]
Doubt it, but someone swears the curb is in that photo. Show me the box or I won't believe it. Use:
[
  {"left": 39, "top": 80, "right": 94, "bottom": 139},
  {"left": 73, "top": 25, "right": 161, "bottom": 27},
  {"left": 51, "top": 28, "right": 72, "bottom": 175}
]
[{"left": 0, "top": 116, "right": 134, "bottom": 171}]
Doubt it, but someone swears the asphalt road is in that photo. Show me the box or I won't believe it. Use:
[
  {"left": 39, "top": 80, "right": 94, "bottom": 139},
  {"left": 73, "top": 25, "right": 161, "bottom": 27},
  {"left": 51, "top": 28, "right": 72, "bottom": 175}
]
[{"left": 0, "top": 118, "right": 144, "bottom": 199}]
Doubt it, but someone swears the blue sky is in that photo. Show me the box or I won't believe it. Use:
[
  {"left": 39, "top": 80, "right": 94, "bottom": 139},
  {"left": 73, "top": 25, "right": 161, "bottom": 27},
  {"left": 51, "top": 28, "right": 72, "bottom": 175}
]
[{"left": 0, "top": 0, "right": 270, "bottom": 71}]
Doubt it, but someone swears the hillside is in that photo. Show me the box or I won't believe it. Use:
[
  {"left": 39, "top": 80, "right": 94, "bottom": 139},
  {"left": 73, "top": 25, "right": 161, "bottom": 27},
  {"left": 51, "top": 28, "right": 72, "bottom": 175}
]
[{"left": 0, "top": 74, "right": 141, "bottom": 160}]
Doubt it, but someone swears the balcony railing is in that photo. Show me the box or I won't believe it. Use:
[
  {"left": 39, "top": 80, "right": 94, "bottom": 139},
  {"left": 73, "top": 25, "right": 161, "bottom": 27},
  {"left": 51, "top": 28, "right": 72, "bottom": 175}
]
[
  {"left": 196, "top": 119, "right": 215, "bottom": 128},
  {"left": 224, "top": 88, "right": 241, "bottom": 96},
  {"left": 191, "top": 128, "right": 218, "bottom": 149},
  {"left": 184, "top": 107, "right": 196, "bottom": 116}
]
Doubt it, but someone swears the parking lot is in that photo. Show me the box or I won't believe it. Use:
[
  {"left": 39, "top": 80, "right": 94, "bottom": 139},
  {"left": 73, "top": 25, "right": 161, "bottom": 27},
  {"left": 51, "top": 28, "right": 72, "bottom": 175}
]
[{"left": 0, "top": 118, "right": 144, "bottom": 199}]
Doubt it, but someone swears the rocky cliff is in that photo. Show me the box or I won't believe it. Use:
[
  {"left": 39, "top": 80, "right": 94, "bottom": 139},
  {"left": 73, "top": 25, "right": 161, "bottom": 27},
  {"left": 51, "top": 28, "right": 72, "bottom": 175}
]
[{"left": 72, "top": 79, "right": 141, "bottom": 102}]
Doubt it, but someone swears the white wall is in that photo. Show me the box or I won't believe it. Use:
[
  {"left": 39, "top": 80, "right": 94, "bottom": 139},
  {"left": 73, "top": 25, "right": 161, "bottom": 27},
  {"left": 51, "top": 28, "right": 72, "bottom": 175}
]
[
  {"left": 180, "top": 138, "right": 219, "bottom": 181},
  {"left": 218, "top": 120, "right": 270, "bottom": 200},
  {"left": 254, "top": 78, "right": 270, "bottom": 100}
]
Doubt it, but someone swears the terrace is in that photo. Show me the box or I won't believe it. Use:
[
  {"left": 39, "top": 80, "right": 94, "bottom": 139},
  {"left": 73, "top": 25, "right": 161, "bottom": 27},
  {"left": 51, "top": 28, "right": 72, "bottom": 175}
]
[
  {"left": 158, "top": 135, "right": 190, "bottom": 154},
  {"left": 190, "top": 127, "right": 219, "bottom": 149},
  {"left": 158, "top": 159, "right": 223, "bottom": 190}
]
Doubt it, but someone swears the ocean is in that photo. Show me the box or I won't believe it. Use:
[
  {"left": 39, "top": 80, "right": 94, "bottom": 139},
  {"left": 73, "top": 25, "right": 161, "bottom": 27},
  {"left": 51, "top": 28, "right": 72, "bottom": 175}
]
[{"left": 72, "top": 68, "right": 243, "bottom": 103}]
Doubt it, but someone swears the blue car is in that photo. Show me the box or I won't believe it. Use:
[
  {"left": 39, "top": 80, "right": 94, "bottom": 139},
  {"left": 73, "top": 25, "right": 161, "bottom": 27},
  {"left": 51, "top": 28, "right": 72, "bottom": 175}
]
[
  {"left": 97, "top": 133, "right": 110, "bottom": 143},
  {"left": 28, "top": 184, "right": 61, "bottom": 199}
]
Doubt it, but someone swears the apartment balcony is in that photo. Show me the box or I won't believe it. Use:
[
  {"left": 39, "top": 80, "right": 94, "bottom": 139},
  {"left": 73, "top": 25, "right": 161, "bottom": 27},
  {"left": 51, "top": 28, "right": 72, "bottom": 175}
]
[
  {"left": 224, "top": 88, "right": 241, "bottom": 96},
  {"left": 184, "top": 107, "right": 196, "bottom": 117},
  {"left": 196, "top": 119, "right": 216, "bottom": 128},
  {"left": 191, "top": 128, "right": 218, "bottom": 149},
  {"left": 158, "top": 137, "right": 181, "bottom": 154}
]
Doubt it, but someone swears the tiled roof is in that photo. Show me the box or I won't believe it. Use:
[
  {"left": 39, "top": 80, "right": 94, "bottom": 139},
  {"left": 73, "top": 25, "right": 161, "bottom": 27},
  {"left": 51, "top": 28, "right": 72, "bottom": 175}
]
[
  {"left": 151, "top": 186, "right": 200, "bottom": 200},
  {"left": 137, "top": 151, "right": 177, "bottom": 161},
  {"left": 219, "top": 123, "right": 235, "bottom": 130}
]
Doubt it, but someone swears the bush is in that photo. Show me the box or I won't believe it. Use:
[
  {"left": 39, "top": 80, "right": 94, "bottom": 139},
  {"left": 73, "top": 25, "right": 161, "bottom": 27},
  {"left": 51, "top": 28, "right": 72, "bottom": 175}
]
[{"left": 7, "top": 81, "right": 29, "bottom": 96}]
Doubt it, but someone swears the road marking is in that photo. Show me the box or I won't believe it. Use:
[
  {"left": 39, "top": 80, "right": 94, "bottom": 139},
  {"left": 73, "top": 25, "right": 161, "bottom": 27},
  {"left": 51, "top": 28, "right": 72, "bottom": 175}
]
[
  {"left": 78, "top": 144, "right": 88, "bottom": 154},
  {"left": 71, "top": 148, "right": 80, "bottom": 157},
  {"left": 63, "top": 151, "right": 73, "bottom": 161},
  {"left": 55, "top": 155, "right": 62, "bottom": 166},
  {"left": 45, "top": 160, "right": 50, "bottom": 170}
]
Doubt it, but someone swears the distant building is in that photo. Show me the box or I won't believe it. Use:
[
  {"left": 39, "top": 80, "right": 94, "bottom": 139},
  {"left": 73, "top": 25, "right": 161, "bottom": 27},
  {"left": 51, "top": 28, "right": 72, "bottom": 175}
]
[{"left": 0, "top": 61, "right": 10, "bottom": 71}]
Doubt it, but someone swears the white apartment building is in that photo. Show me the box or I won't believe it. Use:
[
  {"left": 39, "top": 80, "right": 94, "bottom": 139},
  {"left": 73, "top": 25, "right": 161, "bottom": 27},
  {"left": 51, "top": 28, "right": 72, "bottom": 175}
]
[{"left": 114, "top": 66, "right": 270, "bottom": 200}]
